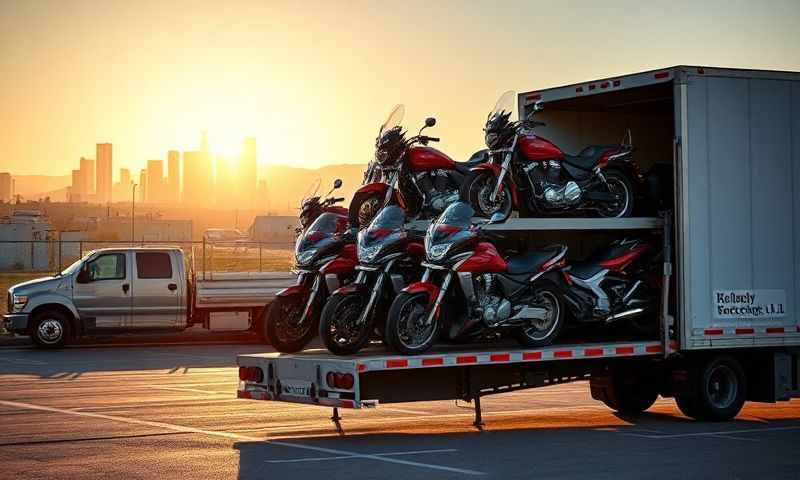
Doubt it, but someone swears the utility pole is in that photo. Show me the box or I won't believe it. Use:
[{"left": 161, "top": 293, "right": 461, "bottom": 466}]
[{"left": 131, "top": 183, "right": 137, "bottom": 244}]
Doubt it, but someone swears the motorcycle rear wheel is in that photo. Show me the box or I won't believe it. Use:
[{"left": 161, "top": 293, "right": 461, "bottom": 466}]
[
  {"left": 319, "top": 292, "right": 372, "bottom": 356},
  {"left": 597, "top": 169, "right": 635, "bottom": 218},
  {"left": 461, "top": 171, "right": 513, "bottom": 221},
  {"left": 385, "top": 292, "right": 439, "bottom": 355},
  {"left": 264, "top": 293, "right": 319, "bottom": 353},
  {"left": 514, "top": 282, "right": 565, "bottom": 347}
]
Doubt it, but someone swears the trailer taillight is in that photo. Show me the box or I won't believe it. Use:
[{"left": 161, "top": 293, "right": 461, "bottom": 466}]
[
  {"left": 239, "top": 366, "right": 263, "bottom": 383},
  {"left": 326, "top": 371, "right": 355, "bottom": 390}
]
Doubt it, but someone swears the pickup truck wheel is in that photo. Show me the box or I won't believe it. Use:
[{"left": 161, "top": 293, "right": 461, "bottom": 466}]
[
  {"left": 31, "top": 310, "right": 70, "bottom": 348},
  {"left": 264, "top": 293, "right": 318, "bottom": 353},
  {"left": 682, "top": 355, "right": 746, "bottom": 421}
]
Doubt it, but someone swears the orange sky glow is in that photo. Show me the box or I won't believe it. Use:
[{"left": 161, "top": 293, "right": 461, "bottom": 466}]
[{"left": 1, "top": 0, "right": 799, "bottom": 179}]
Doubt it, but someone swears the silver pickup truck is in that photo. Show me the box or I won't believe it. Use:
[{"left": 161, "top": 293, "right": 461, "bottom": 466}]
[{"left": 3, "top": 247, "right": 294, "bottom": 347}]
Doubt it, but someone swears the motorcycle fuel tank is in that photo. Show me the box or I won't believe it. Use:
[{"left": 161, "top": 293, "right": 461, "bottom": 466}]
[
  {"left": 455, "top": 242, "right": 508, "bottom": 274},
  {"left": 408, "top": 146, "right": 456, "bottom": 172},
  {"left": 518, "top": 134, "right": 565, "bottom": 161}
]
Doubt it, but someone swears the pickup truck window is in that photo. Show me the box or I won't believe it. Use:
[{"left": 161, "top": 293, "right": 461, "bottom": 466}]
[
  {"left": 88, "top": 253, "right": 126, "bottom": 281},
  {"left": 136, "top": 252, "right": 173, "bottom": 279}
]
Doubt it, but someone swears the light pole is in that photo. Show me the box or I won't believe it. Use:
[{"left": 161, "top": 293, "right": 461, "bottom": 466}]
[{"left": 131, "top": 183, "right": 137, "bottom": 244}]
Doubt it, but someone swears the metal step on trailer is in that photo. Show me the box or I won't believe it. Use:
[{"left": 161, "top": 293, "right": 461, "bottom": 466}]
[{"left": 236, "top": 339, "right": 674, "bottom": 411}]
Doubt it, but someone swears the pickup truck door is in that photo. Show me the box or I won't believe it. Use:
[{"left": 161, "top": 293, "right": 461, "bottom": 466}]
[
  {"left": 72, "top": 252, "right": 132, "bottom": 328},
  {"left": 131, "top": 251, "right": 182, "bottom": 328}
]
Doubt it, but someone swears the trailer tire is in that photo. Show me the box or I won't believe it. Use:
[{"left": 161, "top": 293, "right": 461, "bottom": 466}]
[
  {"left": 681, "top": 355, "right": 746, "bottom": 421},
  {"left": 675, "top": 395, "right": 701, "bottom": 419},
  {"left": 600, "top": 372, "right": 659, "bottom": 414},
  {"left": 30, "top": 309, "right": 70, "bottom": 348}
]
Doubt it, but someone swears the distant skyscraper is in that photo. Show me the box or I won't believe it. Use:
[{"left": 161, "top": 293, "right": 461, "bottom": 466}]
[
  {"left": 80, "top": 157, "right": 95, "bottom": 197},
  {"left": 182, "top": 150, "right": 212, "bottom": 205},
  {"left": 0, "top": 173, "right": 12, "bottom": 202},
  {"left": 167, "top": 150, "right": 180, "bottom": 202},
  {"left": 96, "top": 143, "right": 112, "bottom": 203},
  {"left": 241, "top": 137, "right": 257, "bottom": 208},
  {"left": 139, "top": 169, "right": 147, "bottom": 203},
  {"left": 147, "top": 160, "right": 164, "bottom": 203},
  {"left": 71, "top": 169, "right": 84, "bottom": 202},
  {"left": 120, "top": 168, "right": 131, "bottom": 186}
]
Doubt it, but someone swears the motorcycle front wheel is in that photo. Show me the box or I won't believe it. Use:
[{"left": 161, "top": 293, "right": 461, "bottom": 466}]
[
  {"left": 597, "top": 169, "right": 635, "bottom": 218},
  {"left": 319, "top": 292, "right": 372, "bottom": 356},
  {"left": 460, "top": 171, "right": 513, "bottom": 221},
  {"left": 385, "top": 292, "right": 439, "bottom": 355},
  {"left": 264, "top": 293, "right": 319, "bottom": 353},
  {"left": 514, "top": 282, "right": 565, "bottom": 347}
]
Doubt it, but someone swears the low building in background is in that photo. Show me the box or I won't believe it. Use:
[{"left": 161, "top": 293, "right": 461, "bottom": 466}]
[
  {"left": 0, "top": 210, "right": 55, "bottom": 271},
  {"left": 248, "top": 215, "right": 297, "bottom": 242}
]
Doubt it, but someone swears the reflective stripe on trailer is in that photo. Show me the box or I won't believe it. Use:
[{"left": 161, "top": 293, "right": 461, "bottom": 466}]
[
  {"left": 357, "top": 341, "right": 666, "bottom": 373},
  {"left": 696, "top": 325, "right": 799, "bottom": 337}
]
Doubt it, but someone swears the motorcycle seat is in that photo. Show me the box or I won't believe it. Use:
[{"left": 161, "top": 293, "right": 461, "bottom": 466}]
[
  {"left": 453, "top": 149, "right": 490, "bottom": 174},
  {"left": 506, "top": 246, "right": 562, "bottom": 275},
  {"left": 568, "top": 261, "right": 607, "bottom": 280},
  {"left": 564, "top": 145, "right": 620, "bottom": 171}
]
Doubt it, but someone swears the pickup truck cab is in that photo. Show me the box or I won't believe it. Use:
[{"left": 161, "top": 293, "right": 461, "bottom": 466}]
[{"left": 4, "top": 247, "right": 293, "bottom": 347}]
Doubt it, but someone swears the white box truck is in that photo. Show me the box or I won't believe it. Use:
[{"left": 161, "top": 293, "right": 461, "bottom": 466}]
[{"left": 237, "top": 66, "right": 800, "bottom": 423}]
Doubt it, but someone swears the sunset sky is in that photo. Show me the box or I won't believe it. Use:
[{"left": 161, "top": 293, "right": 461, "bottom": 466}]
[{"left": 1, "top": 0, "right": 799, "bottom": 178}]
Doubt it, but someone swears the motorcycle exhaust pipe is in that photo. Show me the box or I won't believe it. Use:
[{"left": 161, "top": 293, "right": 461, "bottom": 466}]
[
  {"left": 622, "top": 280, "right": 643, "bottom": 305},
  {"left": 605, "top": 307, "right": 645, "bottom": 324}
]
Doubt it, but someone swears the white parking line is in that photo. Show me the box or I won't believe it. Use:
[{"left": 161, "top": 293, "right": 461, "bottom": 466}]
[
  {"left": 623, "top": 425, "right": 800, "bottom": 439},
  {"left": 0, "top": 399, "right": 484, "bottom": 476},
  {"left": 266, "top": 448, "right": 458, "bottom": 464}
]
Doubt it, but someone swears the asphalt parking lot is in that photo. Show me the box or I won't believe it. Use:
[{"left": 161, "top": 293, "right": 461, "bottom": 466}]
[{"left": 1, "top": 343, "right": 799, "bottom": 479}]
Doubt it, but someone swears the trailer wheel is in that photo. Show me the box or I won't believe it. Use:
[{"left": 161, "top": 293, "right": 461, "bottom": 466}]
[
  {"left": 678, "top": 355, "right": 746, "bottom": 421},
  {"left": 597, "top": 372, "right": 659, "bottom": 414},
  {"left": 31, "top": 309, "right": 70, "bottom": 348}
]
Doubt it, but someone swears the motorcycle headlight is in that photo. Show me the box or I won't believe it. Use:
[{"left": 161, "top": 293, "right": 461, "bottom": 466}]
[
  {"left": 427, "top": 243, "right": 450, "bottom": 261},
  {"left": 12, "top": 294, "right": 28, "bottom": 313},
  {"left": 358, "top": 242, "right": 382, "bottom": 264},
  {"left": 485, "top": 132, "right": 499, "bottom": 149},
  {"left": 295, "top": 248, "right": 318, "bottom": 266}
]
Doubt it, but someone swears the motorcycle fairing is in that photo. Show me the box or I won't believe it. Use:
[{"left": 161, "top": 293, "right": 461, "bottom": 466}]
[{"left": 401, "top": 281, "right": 440, "bottom": 306}]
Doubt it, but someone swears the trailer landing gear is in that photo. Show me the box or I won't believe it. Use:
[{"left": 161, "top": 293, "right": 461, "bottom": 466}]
[
  {"left": 472, "top": 395, "right": 485, "bottom": 429},
  {"left": 330, "top": 407, "right": 344, "bottom": 434}
]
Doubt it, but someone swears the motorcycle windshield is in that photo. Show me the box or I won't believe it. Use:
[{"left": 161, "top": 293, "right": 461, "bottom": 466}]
[
  {"left": 425, "top": 202, "right": 475, "bottom": 262},
  {"left": 379, "top": 104, "right": 405, "bottom": 137},
  {"left": 488, "top": 90, "right": 516, "bottom": 120},
  {"left": 357, "top": 205, "right": 406, "bottom": 263},
  {"left": 295, "top": 212, "right": 343, "bottom": 265}
]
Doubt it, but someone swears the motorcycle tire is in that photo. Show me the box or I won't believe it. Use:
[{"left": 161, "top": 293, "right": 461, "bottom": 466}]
[
  {"left": 264, "top": 293, "right": 319, "bottom": 353},
  {"left": 597, "top": 169, "right": 635, "bottom": 218},
  {"left": 460, "top": 171, "right": 513, "bottom": 221},
  {"left": 319, "top": 292, "right": 372, "bottom": 356},
  {"left": 514, "top": 281, "right": 565, "bottom": 348},
  {"left": 385, "top": 292, "right": 439, "bottom": 355}
]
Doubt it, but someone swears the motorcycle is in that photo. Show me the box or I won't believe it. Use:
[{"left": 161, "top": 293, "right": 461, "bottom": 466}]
[
  {"left": 297, "top": 178, "right": 347, "bottom": 234},
  {"left": 385, "top": 201, "right": 567, "bottom": 355},
  {"left": 264, "top": 211, "right": 357, "bottom": 352},
  {"left": 319, "top": 205, "right": 425, "bottom": 355},
  {"left": 348, "top": 104, "right": 481, "bottom": 228},
  {"left": 461, "top": 90, "right": 643, "bottom": 220},
  {"left": 559, "top": 237, "right": 659, "bottom": 335}
]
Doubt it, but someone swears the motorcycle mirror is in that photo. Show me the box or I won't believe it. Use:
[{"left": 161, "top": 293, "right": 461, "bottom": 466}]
[
  {"left": 533, "top": 100, "right": 544, "bottom": 113},
  {"left": 425, "top": 117, "right": 436, "bottom": 128},
  {"left": 333, "top": 178, "right": 343, "bottom": 189}
]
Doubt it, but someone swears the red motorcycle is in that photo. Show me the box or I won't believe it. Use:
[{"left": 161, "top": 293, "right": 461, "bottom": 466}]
[
  {"left": 264, "top": 211, "right": 357, "bottom": 352},
  {"left": 385, "top": 202, "right": 567, "bottom": 355},
  {"left": 461, "top": 91, "right": 642, "bottom": 220},
  {"left": 297, "top": 179, "right": 347, "bottom": 233},
  {"left": 348, "top": 105, "right": 481, "bottom": 228}
]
